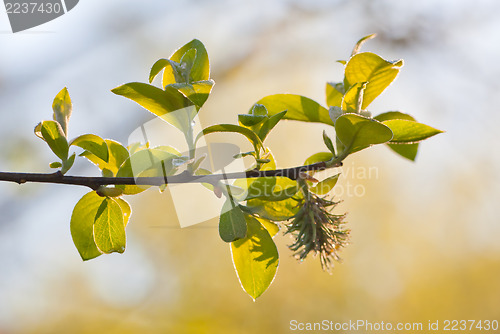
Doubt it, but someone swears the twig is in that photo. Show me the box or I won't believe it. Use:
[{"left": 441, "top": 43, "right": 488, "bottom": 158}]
[{"left": 0, "top": 160, "right": 343, "bottom": 191}]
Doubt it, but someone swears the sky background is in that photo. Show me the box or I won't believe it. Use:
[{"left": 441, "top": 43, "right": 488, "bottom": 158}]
[{"left": 1, "top": 0, "right": 499, "bottom": 333}]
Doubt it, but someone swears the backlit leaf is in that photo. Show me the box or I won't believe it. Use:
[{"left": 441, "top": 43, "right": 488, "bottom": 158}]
[
  {"left": 163, "top": 39, "right": 210, "bottom": 86},
  {"left": 326, "top": 82, "right": 343, "bottom": 107},
  {"left": 231, "top": 215, "right": 279, "bottom": 300},
  {"left": 310, "top": 174, "right": 340, "bottom": 195},
  {"left": 39, "top": 120, "right": 69, "bottom": 161},
  {"left": 70, "top": 134, "right": 109, "bottom": 162},
  {"left": 111, "top": 82, "right": 194, "bottom": 132},
  {"left": 197, "top": 124, "right": 264, "bottom": 153},
  {"left": 70, "top": 191, "right": 105, "bottom": 261},
  {"left": 382, "top": 119, "right": 443, "bottom": 143},
  {"left": 93, "top": 198, "right": 126, "bottom": 254},
  {"left": 80, "top": 139, "right": 129, "bottom": 176},
  {"left": 52, "top": 87, "right": 72, "bottom": 137},
  {"left": 219, "top": 200, "right": 247, "bottom": 242},
  {"left": 335, "top": 113, "right": 393, "bottom": 153},
  {"left": 256, "top": 94, "right": 333, "bottom": 125},
  {"left": 344, "top": 52, "right": 403, "bottom": 109}
]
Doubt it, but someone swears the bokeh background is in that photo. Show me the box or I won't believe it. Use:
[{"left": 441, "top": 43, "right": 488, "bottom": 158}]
[{"left": 1, "top": 0, "right": 499, "bottom": 333}]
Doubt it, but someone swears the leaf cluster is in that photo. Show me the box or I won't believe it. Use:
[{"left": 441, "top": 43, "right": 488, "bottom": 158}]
[{"left": 30, "top": 35, "right": 442, "bottom": 300}]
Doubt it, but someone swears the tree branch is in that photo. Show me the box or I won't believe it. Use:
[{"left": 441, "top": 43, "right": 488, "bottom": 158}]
[{"left": 0, "top": 160, "right": 342, "bottom": 191}]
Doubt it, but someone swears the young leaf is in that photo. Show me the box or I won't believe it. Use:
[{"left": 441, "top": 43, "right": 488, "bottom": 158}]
[
  {"left": 70, "top": 134, "right": 109, "bottom": 163},
  {"left": 49, "top": 162, "right": 62, "bottom": 168},
  {"left": 322, "top": 130, "right": 336, "bottom": 156},
  {"left": 196, "top": 124, "right": 264, "bottom": 153},
  {"left": 326, "top": 82, "right": 344, "bottom": 107},
  {"left": 257, "top": 110, "right": 287, "bottom": 141},
  {"left": 335, "top": 113, "right": 393, "bottom": 153},
  {"left": 239, "top": 114, "right": 266, "bottom": 127},
  {"left": 374, "top": 111, "right": 416, "bottom": 122},
  {"left": 382, "top": 119, "right": 443, "bottom": 143},
  {"left": 387, "top": 143, "right": 419, "bottom": 161},
  {"left": 304, "top": 152, "right": 334, "bottom": 165},
  {"left": 80, "top": 139, "right": 129, "bottom": 176},
  {"left": 344, "top": 52, "right": 403, "bottom": 109},
  {"left": 61, "top": 153, "right": 76, "bottom": 175},
  {"left": 93, "top": 198, "right": 126, "bottom": 254},
  {"left": 149, "top": 58, "right": 176, "bottom": 84},
  {"left": 342, "top": 82, "right": 367, "bottom": 113},
  {"left": 256, "top": 94, "right": 333, "bottom": 126},
  {"left": 255, "top": 217, "right": 280, "bottom": 238},
  {"left": 115, "top": 148, "right": 179, "bottom": 195},
  {"left": 52, "top": 87, "right": 72, "bottom": 137},
  {"left": 39, "top": 120, "right": 69, "bottom": 161},
  {"left": 310, "top": 174, "right": 340, "bottom": 195},
  {"left": 219, "top": 200, "right": 247, "bottom": 242},
  {"left": 351, "top": 33, "right": 376, "bottom": 56},
  {"left": 374, "top": 111, "right": 419, "bottom": 161},
  {"left": 70, "top": 191, "right": 106, "bottom": 261},
  {"left": 115, "top": 197, "right": 132, "bottom": 227},
  {"left": 169, "top": 80, "right": 214, "bottom": 108},
  {"left": 163, "top": 39, "right": 210, "bottom": 86},
  {"left": 111, "top": 82, "right": 194, "bottom": 132},
  {"left": 231, "top": 215, "right": 279, "bottom": 300},
  {"left": 245, "top": 194, "right": 302, "bottom": 221}
]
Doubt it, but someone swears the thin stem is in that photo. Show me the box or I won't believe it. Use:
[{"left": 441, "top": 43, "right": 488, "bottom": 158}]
[{"left": 0, "top": 158, "right": 343, "bottom": 191}]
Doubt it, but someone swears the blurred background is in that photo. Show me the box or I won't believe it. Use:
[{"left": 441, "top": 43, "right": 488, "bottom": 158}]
[{"left": 1, "top": 0, "right": 499, "bottom": 333}]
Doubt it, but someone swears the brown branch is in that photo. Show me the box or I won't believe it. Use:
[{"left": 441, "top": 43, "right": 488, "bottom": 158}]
[{"left": 0, "top": 160, "right": 342, "bottom": 191}]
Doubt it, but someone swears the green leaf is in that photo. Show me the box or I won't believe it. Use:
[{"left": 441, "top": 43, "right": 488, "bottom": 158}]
[
  {"left": 52, "top": 87, "right": 72, "bottom": 137},
  {"left": 304, "top": 152, "right": 334, "bottom": 165},
  {"left": 111, "top": 82, "right": 194, "bottom": 132},
  {"left": 115, "top": 198, "right": 132, "bottom": 227},
  {"left": 351, "top": 33, "right": 377, "bottom": 56},
  {"left": 219, "top": 200, "right": 247, "bottom": 243},
  {"left": 388, "top": 143, "right": 419, "bottom": 161},
  {"left": 80, "top": 139, "right": 129, "bottom": 176},
  {"left": 326, "top": 82, "right": 344, "bottom": 107},
  {"left": 256, "top": 94, "right": 333, "bottom": 125},
  {"left": 382, "top": 119, "right": 443, "bottom": 143},
  {"left": 93, "top": 198, "right": 126, "bottom": 254},
  {"left": 238, "top": 114, "right": 266, "bottom": 127},
  {"left": 115, "top": 148, "right": 179, "bottom": 195},
  {"left": 245, "top": 194, "right": 301, "bottom": 221},
  {"left": 70, "top": 191, "right": 105, "bottom": 261},
  {"left": 257, "top": 110, "right": 287, "bottom": 141},
  {"left": 39, "top": 120, "right": 69, "bottom": 161},
  {"left": 342, "top": 82, "right": 367, "bottom": 113},
  {"left": 374, "top": 111, "right": 419, "bottom": 161},
  {"left": 335, "top": 113, "right": 393, "bottom": 153},
  {"left": 149, "top": 58, "right": 175, "bottom": 84},
  {"left": 70, "top": 134, "right": 109, "bottom": 163},
  {"left": 232, "top": 151, "right": 278, "bottom": 202},
  {"left": 255, "top": 217, "right": 280, "bottom": 238},
  {"left": 310, "top": 174, "right": 340, "bottom": 195},
  {"left": 322, "top": 131, "right": 336, "bottom": 156},
  {"left": 49, "top": 162, "right": 62, "bottom": 168},
  {"left": 231, "top": 215, "right": 279, "bottom": 300},
  {"left": 163, "top": 39, "right": 210, "bottom": 86},
  {"left": 344, "top": 52, "right": 403, "bottom": 109},
  {"left": 169, "top": 80, "right": 214, "bottom": 108},
  {"left": 374, "top": 111, "right": 416, "bottom": 122},
  {"left": 61, "top": 153, "right": 76, "bottom": 175},
  {"left": 196, "top": 124, "right": 264, "bottom": 153}
]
